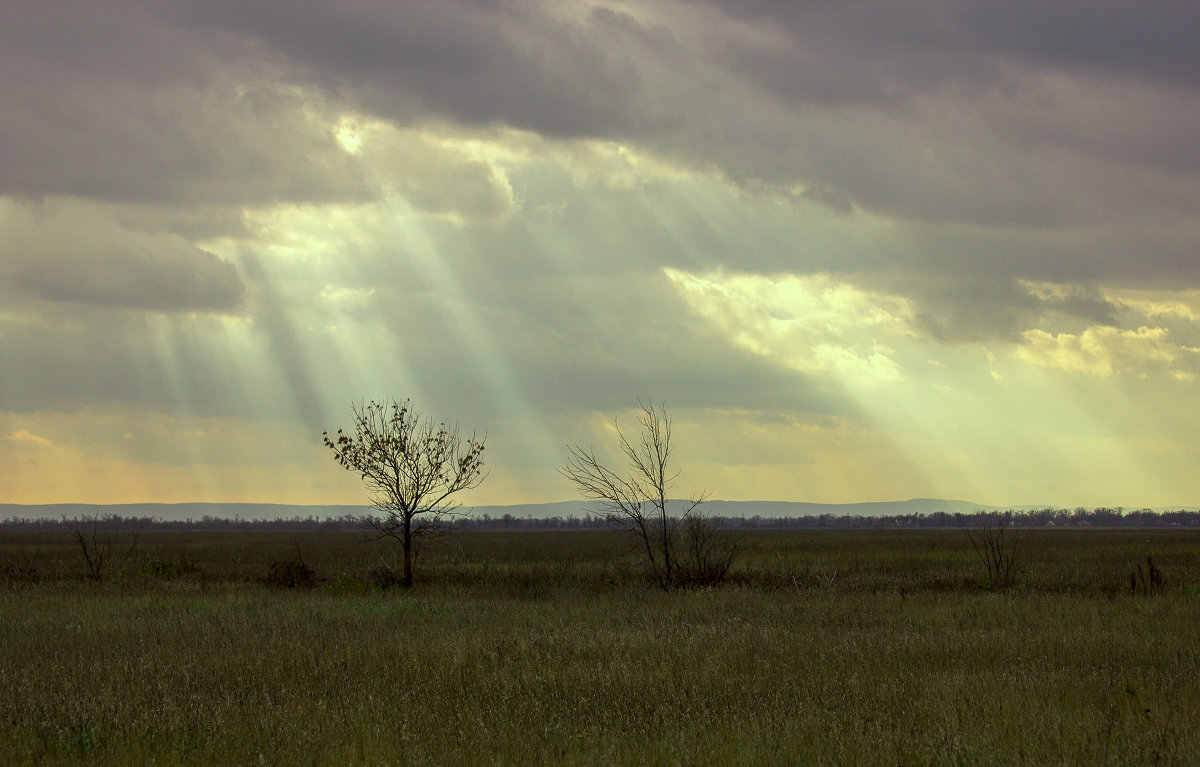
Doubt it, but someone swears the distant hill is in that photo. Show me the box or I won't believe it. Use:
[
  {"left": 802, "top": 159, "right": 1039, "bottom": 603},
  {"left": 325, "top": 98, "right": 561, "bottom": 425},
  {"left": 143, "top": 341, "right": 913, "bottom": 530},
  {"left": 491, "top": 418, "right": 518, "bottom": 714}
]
[
  {"left": 701, "top": 498, "right": 996, "bottom": 518},
  {"left": 0, "top": 497, "right": 1011, "bottom": 522}
]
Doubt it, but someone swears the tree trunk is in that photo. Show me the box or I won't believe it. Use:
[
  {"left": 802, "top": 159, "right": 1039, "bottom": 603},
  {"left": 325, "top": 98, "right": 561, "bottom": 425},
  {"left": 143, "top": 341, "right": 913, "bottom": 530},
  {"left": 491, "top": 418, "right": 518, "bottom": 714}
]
[
  {"left": 634, "top": 512, "right": 660, "bottom": 588},
  {"left": 660, "top": 495, "right": 672, "bottom": 589},
  {"left": 402, "top": 512, "right": 414, "bottom": 588}
]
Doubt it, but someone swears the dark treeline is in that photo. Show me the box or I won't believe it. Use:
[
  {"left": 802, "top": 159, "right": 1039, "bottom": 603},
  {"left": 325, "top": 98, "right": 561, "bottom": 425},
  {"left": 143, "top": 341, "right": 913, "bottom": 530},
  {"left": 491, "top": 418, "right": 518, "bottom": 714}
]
[
  {"left": 0, "top": 514, "right": 368, "bottom": 533},
  {"left": 1, "top": 507, "right": 1198, "bottom": 532},
  {"left": 721, "top": 507, "right": 1200, "bottom": 529}
]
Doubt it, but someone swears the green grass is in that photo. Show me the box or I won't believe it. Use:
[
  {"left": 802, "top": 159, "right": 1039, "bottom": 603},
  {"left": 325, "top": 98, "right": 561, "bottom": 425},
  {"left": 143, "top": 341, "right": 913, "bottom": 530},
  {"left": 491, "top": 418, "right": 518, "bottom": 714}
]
[{"left": 2, "top": 528, "right": 1199, "bottom": 765}]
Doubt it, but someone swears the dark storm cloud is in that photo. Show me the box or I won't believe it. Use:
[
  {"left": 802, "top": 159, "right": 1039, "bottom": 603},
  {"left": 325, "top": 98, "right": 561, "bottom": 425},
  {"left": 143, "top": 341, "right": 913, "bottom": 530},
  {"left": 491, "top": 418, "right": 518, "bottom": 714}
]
[
  {"left": 152, "top": 0, "right": 1198, "bottom": 231},
  {"left": 699, "top": 0, "right": 1200, "bottom": 205},
  {"left": 6, "top": 246, "right": 242, "bottom": 313},
  {"left": 172, "top": 0, "right": 671, "bottom": 138},
  {"left": 0, "top": 201, "right": 243, "bottom": 312},
  {"left": 0, "top": 307, "right": 250, "bottom": 416},
  {"left": 888, "top": 274, "right": 1120, "bottom": 344},
  {"left": 709, "top": 0, "right": 1200, "bottom": 92},
  {"left": 0, "top": 1, "right": 370, "bottom": 205},
  {"left": 956, "top": 2, "right": 1200, "bottom": 88},
  {"left": 5, "top": 0, "right": 1197, "bottom": 226}
]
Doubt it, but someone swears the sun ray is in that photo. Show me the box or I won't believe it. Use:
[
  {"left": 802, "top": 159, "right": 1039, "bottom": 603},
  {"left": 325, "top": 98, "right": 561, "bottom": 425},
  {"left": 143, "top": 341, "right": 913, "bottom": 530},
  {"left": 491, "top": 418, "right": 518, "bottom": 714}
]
[{"left": 663, "top": 267, "right": 1196, "bottom": 507}]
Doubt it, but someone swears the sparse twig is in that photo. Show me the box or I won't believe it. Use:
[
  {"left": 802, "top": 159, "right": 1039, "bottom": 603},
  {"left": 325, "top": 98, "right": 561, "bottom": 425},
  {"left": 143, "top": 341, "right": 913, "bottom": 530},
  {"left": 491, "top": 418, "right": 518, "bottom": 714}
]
[
  {"left": 813, "top": 556, "right": 837, "bottom": 590},
  {"left": 775, "top": 552, "right": 803, "bottom": 596},
  {"left": 71, "top": 513, "right": 141, "bottom": 581},
  {"left": 963, "top": 513, "right": 1022, "bottom": 589},
  {"left": 1130, "top": 557, "right": 1166, "bottom": 596}
]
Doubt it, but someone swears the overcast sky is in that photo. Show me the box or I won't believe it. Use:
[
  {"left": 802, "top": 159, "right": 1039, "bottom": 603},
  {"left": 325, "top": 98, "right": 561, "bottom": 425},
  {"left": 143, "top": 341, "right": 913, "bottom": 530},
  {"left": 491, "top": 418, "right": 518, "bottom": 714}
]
[{"left": 3, "top": 0, "right": 1199, "bottom": 508}]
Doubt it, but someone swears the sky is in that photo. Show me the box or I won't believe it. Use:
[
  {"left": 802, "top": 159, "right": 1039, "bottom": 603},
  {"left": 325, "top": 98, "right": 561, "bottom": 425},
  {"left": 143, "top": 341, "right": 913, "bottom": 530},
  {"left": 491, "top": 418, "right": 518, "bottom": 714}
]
[{"left": 2, "top": 1, "right": 1199, "bottom": 509}]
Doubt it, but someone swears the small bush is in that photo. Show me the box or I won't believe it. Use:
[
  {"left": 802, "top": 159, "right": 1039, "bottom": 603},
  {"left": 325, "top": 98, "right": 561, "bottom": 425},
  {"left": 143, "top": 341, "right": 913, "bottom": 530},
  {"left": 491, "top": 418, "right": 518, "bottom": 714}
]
[
  {"left": 266, "top": 557, "right": 316, "bottom": 589},
  {"left": 675, "top": 515, "right": 739, "bottom": 587}
]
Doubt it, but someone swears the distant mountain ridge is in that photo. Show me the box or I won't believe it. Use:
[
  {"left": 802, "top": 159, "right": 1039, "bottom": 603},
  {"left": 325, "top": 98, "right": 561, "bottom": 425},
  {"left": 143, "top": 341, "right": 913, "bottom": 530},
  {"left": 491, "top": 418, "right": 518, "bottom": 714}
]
[{"left": 3, "top": 497, "right": 1172, "bottom": 522}]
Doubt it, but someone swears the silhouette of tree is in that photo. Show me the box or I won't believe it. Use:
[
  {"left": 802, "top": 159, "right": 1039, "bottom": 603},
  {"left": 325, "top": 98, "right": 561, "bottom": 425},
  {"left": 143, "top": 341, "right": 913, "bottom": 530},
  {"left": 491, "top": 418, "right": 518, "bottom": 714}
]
[{"left": 562, "top": 400, "right": 733, "bottom": 589}]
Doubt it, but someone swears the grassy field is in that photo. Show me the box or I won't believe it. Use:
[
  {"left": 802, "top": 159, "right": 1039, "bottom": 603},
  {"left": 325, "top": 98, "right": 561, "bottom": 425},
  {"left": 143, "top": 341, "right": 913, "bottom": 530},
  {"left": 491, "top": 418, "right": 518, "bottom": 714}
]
[{"left": 2, "top": 528, "right": 1198, "bottom": 765}]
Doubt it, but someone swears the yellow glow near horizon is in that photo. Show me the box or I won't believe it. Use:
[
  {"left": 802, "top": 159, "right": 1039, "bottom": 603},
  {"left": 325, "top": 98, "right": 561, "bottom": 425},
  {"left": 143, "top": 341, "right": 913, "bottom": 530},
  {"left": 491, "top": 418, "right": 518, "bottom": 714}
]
[{"left": 0, "top": 408, "right": 364, "bottom": 505}]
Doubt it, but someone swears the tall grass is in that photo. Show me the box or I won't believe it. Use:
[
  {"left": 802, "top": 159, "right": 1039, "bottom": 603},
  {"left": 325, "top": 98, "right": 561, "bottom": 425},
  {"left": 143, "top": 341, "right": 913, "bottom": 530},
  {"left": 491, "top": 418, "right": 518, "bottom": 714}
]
[
  {"left": 6, "top": 528, "right": 1199, "bottom": 596},
  {"left": 2, "top": 529, "right": 1198, "bottom": 765}
]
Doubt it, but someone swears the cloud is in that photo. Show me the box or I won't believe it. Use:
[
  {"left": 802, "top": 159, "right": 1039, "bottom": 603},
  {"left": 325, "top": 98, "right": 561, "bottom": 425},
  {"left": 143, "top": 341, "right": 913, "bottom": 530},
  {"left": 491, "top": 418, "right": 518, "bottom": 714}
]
[
  {"left": 349, "top": 121, "right": 516, "bottom": 222},
  {"left": 0, "top": 199, "right": 244, "bottom": 312},
  {"left": 897, "top": 277, "right": 1124, "bottom": 344},
  {"left": 175, "top": 1, "right": 673, "bottom": 138},
  {"left": 0, "top": 3, "right": 370, "bottom": 206},
  {"left": 1020, "top": 281, "right": 1120, "bottom": 326},
  {"left": 665, "top": 269, "right": 913, "bottom": 384},
  {"left": 6, "top": 429, "right": 53, "bottom": 449},
  {"left": 1107, "top": 288, "right": 1200, "bottom": 326},
  {"left": 1016, "top": 325, "right": 1199, "bottom": 378},
  {"left": 4, "top": 0, "right": 1199, "bottom": 234}
]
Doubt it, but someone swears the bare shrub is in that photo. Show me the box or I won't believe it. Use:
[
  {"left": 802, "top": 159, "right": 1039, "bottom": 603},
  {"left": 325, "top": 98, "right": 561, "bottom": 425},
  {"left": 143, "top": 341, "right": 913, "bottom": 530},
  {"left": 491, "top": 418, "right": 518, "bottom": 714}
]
[
  {"left": 266, "top": 557, "right": 315, "bottom": 589},
  {"left": 562, "top": 400, "right": 736, "bottom": 589},
  {"left": 676, "top": 514, "right": 738, "bottom": 586},
  {"left": 1130, "top": 557, "right": 1166, "bottom": 596},
  {"left": 70, "top": 514, "right": 139, "bottom": 581},
  {"left": 963, "top": 514, "right": 1022, "bottom": 589}
]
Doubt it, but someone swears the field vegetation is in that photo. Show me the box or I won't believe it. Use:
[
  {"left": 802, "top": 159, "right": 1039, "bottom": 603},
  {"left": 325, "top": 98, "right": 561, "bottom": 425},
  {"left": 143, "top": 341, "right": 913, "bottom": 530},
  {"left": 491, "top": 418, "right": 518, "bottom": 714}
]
[{"left": 2, "top": 527, "right": 1198, "bottom": 765}]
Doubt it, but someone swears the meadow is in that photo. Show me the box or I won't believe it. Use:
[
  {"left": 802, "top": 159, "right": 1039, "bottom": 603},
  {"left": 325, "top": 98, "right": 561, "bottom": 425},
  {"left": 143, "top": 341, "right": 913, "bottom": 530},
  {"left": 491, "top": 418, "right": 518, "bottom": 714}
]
[{"left": 1, "top": 527, "right": 1198, "bottom": 765}]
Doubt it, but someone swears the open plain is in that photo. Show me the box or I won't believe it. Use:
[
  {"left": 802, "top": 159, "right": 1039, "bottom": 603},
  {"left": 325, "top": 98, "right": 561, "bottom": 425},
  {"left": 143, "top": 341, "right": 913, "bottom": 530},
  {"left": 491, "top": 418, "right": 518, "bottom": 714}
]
[{"left": 2, "top": 528, "right": 1198, "bottom": 766}]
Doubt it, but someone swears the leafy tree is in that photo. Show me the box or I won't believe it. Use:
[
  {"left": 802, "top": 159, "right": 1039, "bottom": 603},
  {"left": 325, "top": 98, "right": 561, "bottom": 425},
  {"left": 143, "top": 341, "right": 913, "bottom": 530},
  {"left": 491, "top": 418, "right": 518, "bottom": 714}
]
[{"left": 323, "top": 398, "right": 486, "bottom": 587}]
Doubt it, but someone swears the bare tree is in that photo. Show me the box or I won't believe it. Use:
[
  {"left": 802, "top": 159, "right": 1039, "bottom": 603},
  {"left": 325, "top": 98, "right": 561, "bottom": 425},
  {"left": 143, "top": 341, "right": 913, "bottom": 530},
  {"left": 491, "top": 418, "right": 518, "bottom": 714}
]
[
  {"left": 562, "top": 400, "right": 732, "bottom": 589},
  {"left": 70, "top": 512, "right": 139, "bottom": 581},
  {"left": 323, "top": 398, "right": 486, "bottom": 588},
  {"left": 963, "top": 513, "right": 1023, "bottom": 590}
]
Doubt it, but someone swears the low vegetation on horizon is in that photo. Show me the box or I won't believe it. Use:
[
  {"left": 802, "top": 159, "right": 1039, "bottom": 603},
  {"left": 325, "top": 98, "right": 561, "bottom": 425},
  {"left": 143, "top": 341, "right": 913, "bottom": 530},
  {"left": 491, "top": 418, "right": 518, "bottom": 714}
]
[{"left": 4, "top": 505, "right": 1198, "bottom": 533}]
